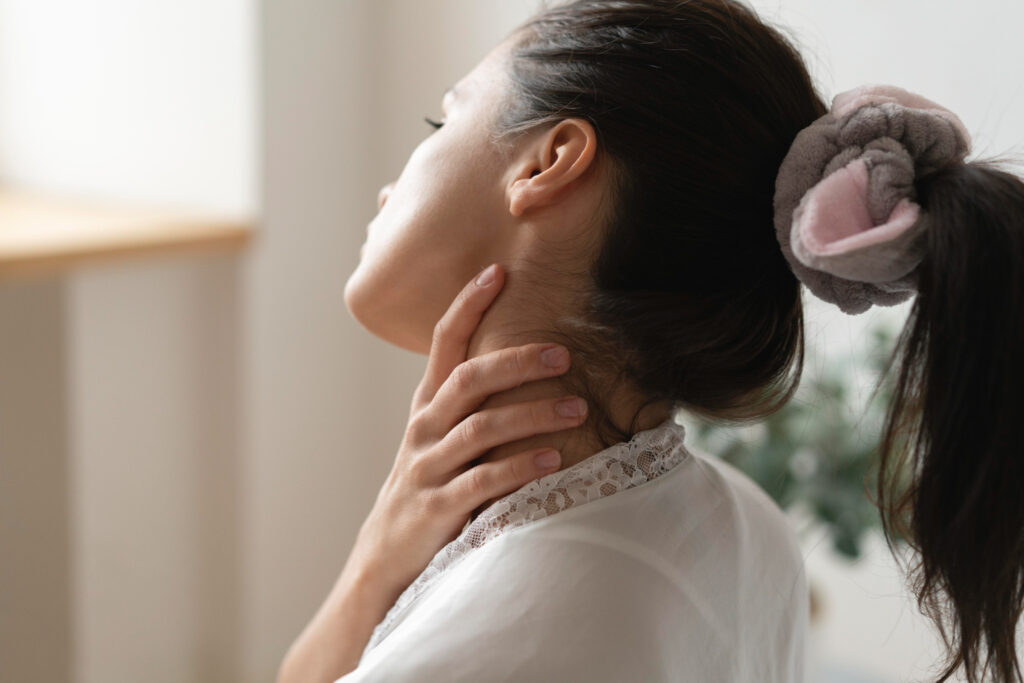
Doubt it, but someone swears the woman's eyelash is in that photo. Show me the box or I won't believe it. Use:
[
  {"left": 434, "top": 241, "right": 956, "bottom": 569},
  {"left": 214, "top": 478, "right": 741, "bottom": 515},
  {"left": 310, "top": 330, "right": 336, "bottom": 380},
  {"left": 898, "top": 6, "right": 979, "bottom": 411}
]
[{"left": 424, "top": 116, "right": 445, "bottom": 130}]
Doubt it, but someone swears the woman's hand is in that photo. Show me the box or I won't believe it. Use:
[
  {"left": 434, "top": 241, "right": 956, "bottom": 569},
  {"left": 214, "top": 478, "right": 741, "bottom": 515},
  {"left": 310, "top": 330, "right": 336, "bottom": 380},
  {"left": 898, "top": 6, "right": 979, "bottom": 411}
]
[
  {"left": 277, "top": 262, "right": 589, "bottom": 683},
  {"left": 344, "top": 261, "right": 588, "bottom": 602}
]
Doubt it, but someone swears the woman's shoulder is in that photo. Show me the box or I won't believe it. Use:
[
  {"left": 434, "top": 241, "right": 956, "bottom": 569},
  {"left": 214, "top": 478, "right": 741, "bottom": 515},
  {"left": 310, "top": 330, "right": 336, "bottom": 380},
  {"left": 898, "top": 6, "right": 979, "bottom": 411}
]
[
  {"left": 491, "top": 439, "right": 809, "bottom": 619},
  {"left": 685, "top": 445, "right": 805, "bottom": 561},
  {"left": 478, "top": 438, "right": 806, "bottom": 598},
  {"left": 508, "top": 437, "right": 805, "bottom": 571}
]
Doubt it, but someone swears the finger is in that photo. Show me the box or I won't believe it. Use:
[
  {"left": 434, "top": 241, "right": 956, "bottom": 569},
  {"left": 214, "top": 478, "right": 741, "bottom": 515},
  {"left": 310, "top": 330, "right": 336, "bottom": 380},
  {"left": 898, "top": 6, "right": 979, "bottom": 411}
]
[
  {"left": 433, "top": 393, "right": 587, "bottom": 474},
  {"left": 428, "top": 343, "right": 573, "bottom": 437},
  {"left": 441, "top": 446, "right": 563, "bottom": 515},
  {"left": 416, "top": 263, "right": 505, "bottom": 408}
]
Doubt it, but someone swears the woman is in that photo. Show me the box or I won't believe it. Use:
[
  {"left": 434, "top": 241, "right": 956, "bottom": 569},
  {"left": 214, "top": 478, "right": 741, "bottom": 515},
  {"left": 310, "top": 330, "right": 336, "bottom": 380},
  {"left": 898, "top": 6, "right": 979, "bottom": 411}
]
[{"left": 279, "top": 1, "right": 1024, "bottom": 681}]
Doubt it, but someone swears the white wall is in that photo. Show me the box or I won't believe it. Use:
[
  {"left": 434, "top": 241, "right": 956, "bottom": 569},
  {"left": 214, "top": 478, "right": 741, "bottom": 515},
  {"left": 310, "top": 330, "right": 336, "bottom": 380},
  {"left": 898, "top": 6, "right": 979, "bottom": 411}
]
[
  {"left": 0, "top": 0, "right": 256, "bottom": 212},
  {"left": 0, "top": 1, "right": 256, "bottom": 681}
]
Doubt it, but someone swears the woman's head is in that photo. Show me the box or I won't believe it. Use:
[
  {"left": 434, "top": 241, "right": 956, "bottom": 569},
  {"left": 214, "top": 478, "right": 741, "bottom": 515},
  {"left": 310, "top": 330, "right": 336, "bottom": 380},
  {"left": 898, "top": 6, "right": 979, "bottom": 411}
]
[{"left": 347, "top": 0, "right": 823, "bottom": 439}]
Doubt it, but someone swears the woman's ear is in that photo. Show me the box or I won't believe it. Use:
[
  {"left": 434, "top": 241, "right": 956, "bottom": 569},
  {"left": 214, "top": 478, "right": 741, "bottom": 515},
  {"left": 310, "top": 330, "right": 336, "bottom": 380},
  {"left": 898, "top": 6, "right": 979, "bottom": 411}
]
[{"left": 507, "top": 118, "right": 597, "bottom": 217}]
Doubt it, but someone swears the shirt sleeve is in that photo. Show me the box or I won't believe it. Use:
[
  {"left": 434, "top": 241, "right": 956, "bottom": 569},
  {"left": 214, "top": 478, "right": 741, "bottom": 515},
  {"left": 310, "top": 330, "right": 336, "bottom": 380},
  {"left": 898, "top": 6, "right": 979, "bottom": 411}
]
[{"left": 336, "top": 525, "right": 738, "bottom": 683}]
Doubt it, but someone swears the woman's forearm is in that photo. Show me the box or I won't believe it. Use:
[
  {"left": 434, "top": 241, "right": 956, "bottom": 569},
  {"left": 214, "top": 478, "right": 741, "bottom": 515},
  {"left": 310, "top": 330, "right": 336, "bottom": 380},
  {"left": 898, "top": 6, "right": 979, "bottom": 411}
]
[{"left": 276, "top": 563, "right": 397, "bottom": 683}]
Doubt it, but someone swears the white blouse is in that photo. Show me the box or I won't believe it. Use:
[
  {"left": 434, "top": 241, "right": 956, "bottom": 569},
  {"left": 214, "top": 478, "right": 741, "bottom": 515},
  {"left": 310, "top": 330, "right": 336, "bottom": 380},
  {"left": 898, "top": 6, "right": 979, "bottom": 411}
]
[{"left": 336, "top": 415, "right": 808, "bottom": 682}]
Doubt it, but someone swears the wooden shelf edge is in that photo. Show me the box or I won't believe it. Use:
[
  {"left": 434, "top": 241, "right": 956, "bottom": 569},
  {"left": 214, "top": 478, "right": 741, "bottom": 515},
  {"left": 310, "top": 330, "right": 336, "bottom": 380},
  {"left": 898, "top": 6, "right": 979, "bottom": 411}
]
[
  {"left": 0, "top": 189, "right": 258, "bottom": 282},
  {"left": 0, "top": 227, "right": 255, "bottom": 281}
]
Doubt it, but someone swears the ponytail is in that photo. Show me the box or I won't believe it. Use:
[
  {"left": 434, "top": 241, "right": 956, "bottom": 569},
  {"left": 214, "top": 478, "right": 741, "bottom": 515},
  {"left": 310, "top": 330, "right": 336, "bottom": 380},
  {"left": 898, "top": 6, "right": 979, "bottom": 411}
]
[{"left": 875, "top": 158, "right": 1024, "bottom": 682}]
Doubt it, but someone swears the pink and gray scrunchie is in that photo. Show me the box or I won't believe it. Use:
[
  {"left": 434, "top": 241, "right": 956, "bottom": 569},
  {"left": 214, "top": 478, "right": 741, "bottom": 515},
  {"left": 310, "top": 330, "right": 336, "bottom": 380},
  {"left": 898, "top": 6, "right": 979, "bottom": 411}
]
[{"left": 773, "top": 84, "right": 973, "bottom": 314}]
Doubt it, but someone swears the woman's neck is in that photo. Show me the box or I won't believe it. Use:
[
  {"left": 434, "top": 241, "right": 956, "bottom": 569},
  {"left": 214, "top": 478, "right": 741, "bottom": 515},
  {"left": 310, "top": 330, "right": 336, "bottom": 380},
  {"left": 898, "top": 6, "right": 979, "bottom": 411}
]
[{"left": 462, "top": 336, "right": 672, "bottom": 520}]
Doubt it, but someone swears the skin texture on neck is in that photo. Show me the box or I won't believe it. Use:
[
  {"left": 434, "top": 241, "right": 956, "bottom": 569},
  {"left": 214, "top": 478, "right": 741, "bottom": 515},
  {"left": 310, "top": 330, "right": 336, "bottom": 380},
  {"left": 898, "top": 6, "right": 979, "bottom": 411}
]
[{"left": 463, "top": 271, "right": 674, "bottom": 518}]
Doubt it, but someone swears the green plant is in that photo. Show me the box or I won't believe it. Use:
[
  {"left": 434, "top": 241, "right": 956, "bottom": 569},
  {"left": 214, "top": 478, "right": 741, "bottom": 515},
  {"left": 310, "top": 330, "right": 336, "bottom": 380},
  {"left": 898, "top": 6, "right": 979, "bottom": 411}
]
[{"left": 682, "top": 319, "right": 910, "bottom": 560}]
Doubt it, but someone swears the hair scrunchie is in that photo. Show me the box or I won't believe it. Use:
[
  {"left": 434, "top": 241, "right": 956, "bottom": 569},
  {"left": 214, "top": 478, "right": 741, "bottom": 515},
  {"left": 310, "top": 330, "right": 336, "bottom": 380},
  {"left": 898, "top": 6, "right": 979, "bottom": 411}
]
[{"left": 773, "top": 84, "right": 973, "bottom": 314}]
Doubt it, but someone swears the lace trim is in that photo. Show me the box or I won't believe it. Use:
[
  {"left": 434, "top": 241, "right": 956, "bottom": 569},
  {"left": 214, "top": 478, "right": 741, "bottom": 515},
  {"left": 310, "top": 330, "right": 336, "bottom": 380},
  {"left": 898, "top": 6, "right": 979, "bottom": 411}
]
[{"left": 361, "top": 415, "right": 690, "bottom": 656}]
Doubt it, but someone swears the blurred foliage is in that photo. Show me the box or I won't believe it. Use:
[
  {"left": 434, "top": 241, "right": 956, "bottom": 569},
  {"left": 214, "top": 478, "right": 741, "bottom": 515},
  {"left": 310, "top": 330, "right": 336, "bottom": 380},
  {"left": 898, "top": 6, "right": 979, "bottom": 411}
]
[{"left": 685, "top": 319, "right": 912, "bottom": 561}]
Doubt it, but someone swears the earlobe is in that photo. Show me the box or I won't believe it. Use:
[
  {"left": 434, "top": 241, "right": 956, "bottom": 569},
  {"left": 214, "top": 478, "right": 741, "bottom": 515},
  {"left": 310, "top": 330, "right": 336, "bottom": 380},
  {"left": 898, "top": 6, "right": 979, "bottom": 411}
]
[{"left": 507, "top": 118, "right": 597, "bottom": 217}]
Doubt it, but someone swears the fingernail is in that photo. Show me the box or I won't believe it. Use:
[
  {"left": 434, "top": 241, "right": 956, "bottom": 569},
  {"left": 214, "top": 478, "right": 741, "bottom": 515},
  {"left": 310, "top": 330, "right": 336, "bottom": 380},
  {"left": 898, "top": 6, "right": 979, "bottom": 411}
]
[
  {"left": 556, "top": 397, "right": 586, "bottom": 418},
  {"left": 475, "top": 264, "right": 497, "bottom": 287},
  {"left": 541, "top": 345, "right": 569, "bottom": 367},
  {"left": 534, "top": 449, "right": 561, "bottom": 469}
]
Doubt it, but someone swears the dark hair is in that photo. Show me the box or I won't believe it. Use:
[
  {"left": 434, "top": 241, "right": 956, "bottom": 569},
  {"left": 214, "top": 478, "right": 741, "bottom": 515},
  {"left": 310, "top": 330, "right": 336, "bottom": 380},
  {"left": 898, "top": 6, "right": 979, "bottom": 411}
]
[{"left": 493, "top": 0, "right": 1024, "bottom": 681}]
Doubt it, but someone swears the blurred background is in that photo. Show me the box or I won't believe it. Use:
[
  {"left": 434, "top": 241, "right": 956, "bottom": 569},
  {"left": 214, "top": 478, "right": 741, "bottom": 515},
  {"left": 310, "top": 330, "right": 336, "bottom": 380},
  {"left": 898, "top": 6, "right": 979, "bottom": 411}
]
[{"left": 0, "top": 1, "right": 1021, "bottom": 681}]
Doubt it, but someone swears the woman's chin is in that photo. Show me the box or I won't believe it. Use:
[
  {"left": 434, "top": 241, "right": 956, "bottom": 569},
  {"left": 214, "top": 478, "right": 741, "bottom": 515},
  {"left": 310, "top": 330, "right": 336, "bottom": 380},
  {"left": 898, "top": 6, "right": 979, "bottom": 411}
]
[
  {"left": 342, "top": 263, "right": 370, "bottom": 322},
  {"left": 343, "top": 269, "right": 431, "bottom": 355}
]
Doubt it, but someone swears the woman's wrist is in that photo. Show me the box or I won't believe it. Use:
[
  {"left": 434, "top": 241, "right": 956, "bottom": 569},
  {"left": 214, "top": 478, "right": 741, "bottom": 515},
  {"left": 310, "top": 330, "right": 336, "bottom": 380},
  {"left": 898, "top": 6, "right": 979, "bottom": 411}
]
[{"left": 277, "top": 564, "right": 396, "bottom": 683}]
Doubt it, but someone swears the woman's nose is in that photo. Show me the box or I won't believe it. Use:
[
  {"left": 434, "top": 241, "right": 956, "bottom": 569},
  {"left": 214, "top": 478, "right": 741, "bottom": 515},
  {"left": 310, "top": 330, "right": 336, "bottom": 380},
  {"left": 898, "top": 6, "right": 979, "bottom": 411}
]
[{"left": 377, "top": 183, "right": 395, "bottom": 210}]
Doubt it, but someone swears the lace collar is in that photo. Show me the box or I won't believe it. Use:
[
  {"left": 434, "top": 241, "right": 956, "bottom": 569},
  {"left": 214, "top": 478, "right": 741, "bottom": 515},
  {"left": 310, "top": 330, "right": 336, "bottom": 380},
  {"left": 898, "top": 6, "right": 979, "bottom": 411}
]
[{"left": 362, "top": 414, "right": 690, "bottom": 655}]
